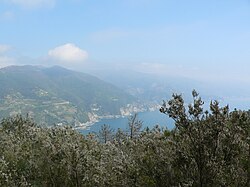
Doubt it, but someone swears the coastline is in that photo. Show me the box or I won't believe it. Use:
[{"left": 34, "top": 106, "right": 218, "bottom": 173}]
[{"left": 74, "top": 103, "right": 161, "bottom": 130}]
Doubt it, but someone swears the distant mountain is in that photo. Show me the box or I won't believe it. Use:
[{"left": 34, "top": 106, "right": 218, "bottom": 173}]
[
  {"left": 93, "top": 70, "right": 203, "bottom": 102},
  {"left": 0, "top": 65, "right": 135, "bottom": 126},
  {"left": 93, "top": 69, "right": 250, "bottom": 110}
]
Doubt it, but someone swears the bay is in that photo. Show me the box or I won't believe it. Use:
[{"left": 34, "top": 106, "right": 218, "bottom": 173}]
[{"left": 78, "top": 111, "right": 174, "bottom": 134}]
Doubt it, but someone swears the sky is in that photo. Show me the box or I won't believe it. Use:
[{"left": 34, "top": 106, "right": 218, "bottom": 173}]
[{"left": 0, "top": 0, "right": 250, "bottom": 83}]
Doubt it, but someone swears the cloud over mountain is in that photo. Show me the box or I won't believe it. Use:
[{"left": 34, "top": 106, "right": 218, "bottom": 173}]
[
  {"left": 48, "top": 43, "right": 88, "bottom": 63},
  {"left": 0, "top": 44, "right": 15, "bottom": 67},
  {"left": 0, "top": 45, "right": 11, "bottom": 54}
]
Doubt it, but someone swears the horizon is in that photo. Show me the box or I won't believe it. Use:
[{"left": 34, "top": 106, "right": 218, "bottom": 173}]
[
  {"left": 0, "top": 0, "right": 249, "bottom": 84},
  {"left": 1, "top": 63, "right": 250, "bottom": 111}
]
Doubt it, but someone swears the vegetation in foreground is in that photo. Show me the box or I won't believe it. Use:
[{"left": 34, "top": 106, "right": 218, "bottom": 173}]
[{"left": 0, "top": 91, "right": 249, "bottom": 186}]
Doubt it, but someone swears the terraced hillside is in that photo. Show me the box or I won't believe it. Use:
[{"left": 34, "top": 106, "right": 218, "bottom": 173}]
[{"left": 0, "top": 65, "right": 135, "bottom": 126}]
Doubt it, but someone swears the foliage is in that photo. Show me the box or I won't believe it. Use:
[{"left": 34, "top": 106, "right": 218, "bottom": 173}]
[
  {"left": 0, "top": 91, "right": 249, "bottom": 186},
  {"left": 128, "top": 113, "right": 143, "bottom": 139},
  {"left": 98, "top": 124, "right": 114, "bottom": 143},
  {"left": 160, "top": 90, "right": 249, "bottom": 186}
]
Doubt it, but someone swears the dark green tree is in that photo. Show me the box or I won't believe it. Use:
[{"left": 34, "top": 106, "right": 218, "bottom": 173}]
[
  {"left": 160, "top": 90, "right": 249, "bottom": 186},
  {"left": 128, "top": 113, "right": 142, "bottom": 139},
  {"left": 98, "top": 124, "right": 114, "bottom": 143}
]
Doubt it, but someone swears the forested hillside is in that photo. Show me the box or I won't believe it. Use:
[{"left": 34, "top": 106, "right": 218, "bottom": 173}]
[
  {"left": 0, "top": 66, "right": 135, "bottom": 126},
  {"left": 0, "top": 91, "right": 249, "bottom": 186}
]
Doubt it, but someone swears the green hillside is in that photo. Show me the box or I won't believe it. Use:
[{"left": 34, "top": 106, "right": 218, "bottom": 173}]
[{"left": 0, "top": 65, "right": 135, "bottom": 126}]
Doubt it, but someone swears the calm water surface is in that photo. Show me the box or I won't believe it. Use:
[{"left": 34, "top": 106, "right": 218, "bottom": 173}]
[{"left": 79, "top": 111, "right": 174, "bottom": 134}]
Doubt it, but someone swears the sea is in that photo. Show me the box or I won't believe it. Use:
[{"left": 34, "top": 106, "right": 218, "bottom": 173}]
[{"left": 78, "top": 111, "right": 174, "bottom": 135}]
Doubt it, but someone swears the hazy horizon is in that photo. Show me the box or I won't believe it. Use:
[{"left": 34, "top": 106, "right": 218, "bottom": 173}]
[{"left": 1, "top": 0, "right": 250, "bottom": 105}]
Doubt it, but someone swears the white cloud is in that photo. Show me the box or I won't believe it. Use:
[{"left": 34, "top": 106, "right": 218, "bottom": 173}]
[
  {"left": 0, "top": 56, "right": 15, "bottom": 68},
  {"left": 0, "top": 45, "right": 11, "bottom": 53},
  {"left": 7, "top": 0, "right": 55, "bottom": 9},
  {"left": 135, "top": 62, "right": 250, "bottom": 84},
  {"left": 48, "top": 43, "right": 88, "bottom": 63},
  {"left": 0, "top": 44, "right": 15, "bottom": 68}
]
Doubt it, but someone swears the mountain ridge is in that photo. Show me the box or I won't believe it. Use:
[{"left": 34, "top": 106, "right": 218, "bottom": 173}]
[{"left": 0, "top": 65, "right": 136, "bottom": 126}]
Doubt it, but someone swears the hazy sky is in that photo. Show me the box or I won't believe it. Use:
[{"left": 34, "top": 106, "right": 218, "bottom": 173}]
[{"left": 0, "top": 0, "right": 249, "bottom": 83}]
